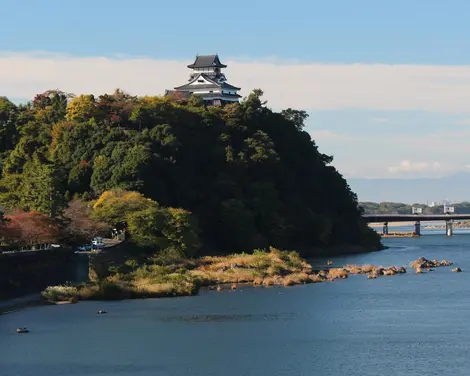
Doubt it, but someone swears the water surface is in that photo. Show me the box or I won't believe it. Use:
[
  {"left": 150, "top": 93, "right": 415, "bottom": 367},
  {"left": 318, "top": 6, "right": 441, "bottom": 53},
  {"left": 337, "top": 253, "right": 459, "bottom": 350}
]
[{"left": 2, "top": 230, "right": 470, "bottom": 376}]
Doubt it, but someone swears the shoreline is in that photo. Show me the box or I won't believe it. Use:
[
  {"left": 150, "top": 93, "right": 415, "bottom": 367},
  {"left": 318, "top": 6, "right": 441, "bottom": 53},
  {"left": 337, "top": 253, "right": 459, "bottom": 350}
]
[
  {"left": 0, "top": 294, "right": 48, "bottom": 315},
  {"left": 4, "top": 254, "right": 457, "bottom": 316},
  {"left": 2, "top": 245, "right": 385, "bottom": 314}
]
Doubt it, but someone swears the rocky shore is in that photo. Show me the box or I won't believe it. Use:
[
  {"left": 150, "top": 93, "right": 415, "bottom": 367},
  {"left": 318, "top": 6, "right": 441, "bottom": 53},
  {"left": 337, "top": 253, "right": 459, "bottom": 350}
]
[{"left": 40, "top": 250, "right": 461, "bottom": 305}]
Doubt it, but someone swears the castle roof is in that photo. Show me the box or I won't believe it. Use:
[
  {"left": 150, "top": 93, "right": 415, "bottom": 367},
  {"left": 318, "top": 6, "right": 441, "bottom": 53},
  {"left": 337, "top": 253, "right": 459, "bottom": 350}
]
[
  {"left": 187, "top": 54, "right": 227, "bottom": 69},
  {"left": 174, "top": 74, "right": 240, "bottom": 91}
]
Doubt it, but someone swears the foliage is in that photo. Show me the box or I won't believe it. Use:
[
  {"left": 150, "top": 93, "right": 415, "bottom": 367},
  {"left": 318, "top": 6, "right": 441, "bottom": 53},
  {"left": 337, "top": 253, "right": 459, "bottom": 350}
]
[
  {"left": 61, "top": 199, "right": 110, "bottom": 245},
  {"left": 0, "top": 210, "right": 60, "bottom": 247},
  {"left": 42, "top": 247, "right": 319, "bottom": 302},
  {"left": 0, "top": 88, "right": 381, "bottom": 255},
  {"left": 93, "top": 189, "right": 201, "bottom": 256}
]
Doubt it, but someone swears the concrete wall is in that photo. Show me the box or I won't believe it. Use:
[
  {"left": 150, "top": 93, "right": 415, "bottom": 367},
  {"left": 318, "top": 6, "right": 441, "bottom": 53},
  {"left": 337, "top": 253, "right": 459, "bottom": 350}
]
[{"left": 0, "top": 249, "right": 78, "bottom": 300}]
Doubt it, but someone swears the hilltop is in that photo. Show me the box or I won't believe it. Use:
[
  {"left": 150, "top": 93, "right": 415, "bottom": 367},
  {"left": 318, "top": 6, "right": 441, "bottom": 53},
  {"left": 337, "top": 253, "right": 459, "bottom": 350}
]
[{"left": 0, "top": 89, "right": 381, "bottom": 256}]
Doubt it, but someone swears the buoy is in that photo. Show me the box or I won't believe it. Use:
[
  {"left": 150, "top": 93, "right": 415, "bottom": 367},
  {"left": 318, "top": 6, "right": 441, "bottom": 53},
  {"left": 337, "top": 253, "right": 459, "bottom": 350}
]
[
  {"left": 96, "top": 310, "right": 107, "bottom": 314},
  {"left": 16, "top": 327, "right": 29, "bottom": 333}
]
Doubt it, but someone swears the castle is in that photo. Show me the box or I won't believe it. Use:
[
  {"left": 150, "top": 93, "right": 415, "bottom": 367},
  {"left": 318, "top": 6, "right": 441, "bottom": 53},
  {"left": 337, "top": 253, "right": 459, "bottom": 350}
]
[{"left": 165, "top": 54, "right": 241, "bottom": 106}]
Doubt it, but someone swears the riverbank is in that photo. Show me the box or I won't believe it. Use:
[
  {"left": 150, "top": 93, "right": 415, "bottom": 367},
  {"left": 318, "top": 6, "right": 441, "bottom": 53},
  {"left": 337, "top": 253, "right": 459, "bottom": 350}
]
[
  {"left": 369, "top": 221, "right": 415, "bottom": 228},
  {"left": 424, "top": 221, "right": 470, "bottom": 230},
  {"left": 42, "top": 248, "right": 321, "bottom": 303},
  {"left": 0, "top": 294, "right": 47, "bottom": 315},
  {"left": 40, "top": 252, "right": 457, "bottom": 305},
  {"left": 382, "top": 232, "right": 420, "bottom": 238}
]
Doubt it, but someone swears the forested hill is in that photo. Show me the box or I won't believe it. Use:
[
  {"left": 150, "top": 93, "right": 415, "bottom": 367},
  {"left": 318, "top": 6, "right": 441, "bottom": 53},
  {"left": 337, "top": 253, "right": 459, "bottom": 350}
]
[{"left": 0, "top": 89, "right": 380, "bottom": 255}]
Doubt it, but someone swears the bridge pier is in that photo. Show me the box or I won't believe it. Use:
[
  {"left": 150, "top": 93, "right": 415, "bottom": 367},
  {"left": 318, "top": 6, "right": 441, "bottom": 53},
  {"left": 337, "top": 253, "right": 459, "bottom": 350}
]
[
  {"left": 383, "top": 222, "right": 389, "bottom": 235},
  {"left": 446, "top": 220, "right": 453, "bottom": 236},
  {"left": 414, "top": 221, "right": 421, "bottom": 236}
]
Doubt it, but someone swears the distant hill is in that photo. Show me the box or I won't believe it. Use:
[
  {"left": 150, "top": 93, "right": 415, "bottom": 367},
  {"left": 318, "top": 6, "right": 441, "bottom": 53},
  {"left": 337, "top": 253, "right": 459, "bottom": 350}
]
[
  {"left": 349, "top": 172, "right": 470, "bottom": 204},
  {"left": 359, "top": 201, "right": 470, "bottom": 215}
]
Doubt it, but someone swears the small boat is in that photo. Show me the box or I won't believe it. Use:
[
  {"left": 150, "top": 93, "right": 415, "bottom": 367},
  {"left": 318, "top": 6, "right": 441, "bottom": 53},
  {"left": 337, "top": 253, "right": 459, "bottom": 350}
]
[
  {"left": 16, "top": 327, "right": 29, "bottom": 333},
  {"left": 96, "top": 310, "right": 107, "bottom": 314}
]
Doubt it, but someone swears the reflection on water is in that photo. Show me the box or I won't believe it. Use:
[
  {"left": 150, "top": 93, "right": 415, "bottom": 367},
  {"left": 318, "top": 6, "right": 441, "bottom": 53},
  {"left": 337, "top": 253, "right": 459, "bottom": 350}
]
[
  {"left": 160, "top": 312, "right": 297, "bottom": 323},
  {"left": 2, "top": 229, "right": 470, "bottom": 376}
]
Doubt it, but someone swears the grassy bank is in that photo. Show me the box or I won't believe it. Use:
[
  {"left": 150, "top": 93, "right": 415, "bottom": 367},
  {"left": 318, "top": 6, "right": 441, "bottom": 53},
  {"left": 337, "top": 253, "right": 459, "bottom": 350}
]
[
  {"left": 42, "top": 248, "right": 323, "bottom": 302},
  {"left": 39, "top": 252, "right": 457, "bottom": 304}
]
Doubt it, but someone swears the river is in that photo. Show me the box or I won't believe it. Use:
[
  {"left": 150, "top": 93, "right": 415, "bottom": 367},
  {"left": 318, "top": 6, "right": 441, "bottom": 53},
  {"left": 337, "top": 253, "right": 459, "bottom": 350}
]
[{"left": 2, "top": 228, "right": 470, "bottom": 376}]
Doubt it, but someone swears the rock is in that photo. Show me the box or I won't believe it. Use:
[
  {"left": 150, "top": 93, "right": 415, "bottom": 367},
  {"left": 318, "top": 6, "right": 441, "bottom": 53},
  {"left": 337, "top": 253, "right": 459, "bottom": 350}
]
[
  {"left": 376, "top": 268, "right": 385, "bottom": 275},
  {"left": 231, "top": 283, "right": 237, "bottom": 290},
  {"left": 416, "top": 267, "right": 423, "bottom": 274},
  {"left": 410, "top": 257, "right": 453, "bottom": 269},
  {"left": 452, "top": 267, "right": 462, "bottom": 273},
  {"left": 217, "top": 286, "right": 223, "bottom": 292},
  {"left": 397, "top": 267, "right": 407, "bottom": 274}
]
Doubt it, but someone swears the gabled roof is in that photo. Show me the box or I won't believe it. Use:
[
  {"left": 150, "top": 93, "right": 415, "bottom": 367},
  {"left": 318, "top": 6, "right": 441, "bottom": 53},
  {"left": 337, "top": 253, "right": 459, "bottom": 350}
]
[
  {"left": 174, "top": 74, "right": 217, "bottom": 90},
  {"left": 174, "top": 74, "right": 241, "bottom": 91},
  {"left": 187, "top": 54, "right": 227, "bottom": 69}
]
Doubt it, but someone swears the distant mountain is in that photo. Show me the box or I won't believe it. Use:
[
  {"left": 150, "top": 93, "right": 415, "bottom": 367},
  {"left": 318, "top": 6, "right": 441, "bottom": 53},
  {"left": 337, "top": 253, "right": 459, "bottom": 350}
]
[{"left": 348, "top": 172, "right": 470, "bottom": 204}]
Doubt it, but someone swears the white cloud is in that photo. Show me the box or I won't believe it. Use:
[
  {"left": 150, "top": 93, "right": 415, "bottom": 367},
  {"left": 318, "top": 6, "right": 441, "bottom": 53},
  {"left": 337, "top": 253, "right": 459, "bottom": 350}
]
[
  {"left": 369, "top": 117, "right": 391, "bottom": 124},
  {"left": 387, "top": 160, "right": 445, "bottom": 173},
  {"left": 453, "top": 118, "right": 470, "bottom": 125},
  {"left": 310, "top": 130, "right": 346, "bottom": 139},
  {"left": 2, "top": 51, "right": 470, "bottom": 112}
]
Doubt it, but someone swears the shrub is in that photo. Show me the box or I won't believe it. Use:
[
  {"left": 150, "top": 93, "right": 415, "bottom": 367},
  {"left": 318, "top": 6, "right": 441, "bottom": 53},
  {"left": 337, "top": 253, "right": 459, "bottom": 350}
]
[{"left": 41, "top": 285, "right": 78, "bottom": 302}]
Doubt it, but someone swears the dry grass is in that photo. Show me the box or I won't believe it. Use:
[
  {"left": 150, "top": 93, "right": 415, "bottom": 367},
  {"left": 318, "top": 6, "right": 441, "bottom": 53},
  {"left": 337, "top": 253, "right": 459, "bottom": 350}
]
[
  {"left": 309, "top": 274, "right": 326, "bottom": 283},
  {"left": 190, "top": 247, "right": 313, "bottom": 287},
  {"left": 263, "top": 277, "right": 274, "bottom": 286},
  {"left": 327, "top": 268, "right": 349, "bottom": 280},
  {"left": 44, "top": 248, "right": 422, "bottom": 304}
]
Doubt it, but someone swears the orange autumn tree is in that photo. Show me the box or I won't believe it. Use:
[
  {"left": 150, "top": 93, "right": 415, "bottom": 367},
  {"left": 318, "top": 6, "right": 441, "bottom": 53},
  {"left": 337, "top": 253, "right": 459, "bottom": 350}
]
[{"left": 1, "top": 211, "right": 60, "bottom": 248}]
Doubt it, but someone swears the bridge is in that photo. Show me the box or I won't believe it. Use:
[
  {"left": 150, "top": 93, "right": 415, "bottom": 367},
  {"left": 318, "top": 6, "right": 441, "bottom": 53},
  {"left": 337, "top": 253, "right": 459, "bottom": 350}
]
[{"left": 363, "top": 214, "right": 470, "bottom": 236}]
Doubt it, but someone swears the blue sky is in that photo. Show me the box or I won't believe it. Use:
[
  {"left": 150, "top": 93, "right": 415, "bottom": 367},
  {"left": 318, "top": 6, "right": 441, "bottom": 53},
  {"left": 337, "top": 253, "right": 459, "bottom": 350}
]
[
  {"left": 2, "top": 0, "right": 470, "bottom": 64},
  {"left": 2, "top": 0, "right": 470, "bottom": 195}
]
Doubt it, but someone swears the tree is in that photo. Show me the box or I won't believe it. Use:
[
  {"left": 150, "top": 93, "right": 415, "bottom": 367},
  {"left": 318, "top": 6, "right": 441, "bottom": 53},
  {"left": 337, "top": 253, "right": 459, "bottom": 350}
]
[
  {"left": 17, "top": 157, "right": 67, "bottom": 216},
  {"left": 92, "top": 189, "right": 155, "bottom": 230},
  {"left": 162, "top": 208, "right": 201, "bottom": 257},
  {"left": 62, "top": 199, "right": 109, "bottom": 245},
  {"left": 0, "top": 97, "right": 19, "bottom": 154},
  {"left": 32, "top": 90, "right": 72, "bottom": 124},
  {"left": 126, "top": 204, "right": 167, "bottom": 247},
  {"left": 280, "top": 108, "right": 308, "bottom": 130},
  {"left": 0, "top": 88, "right": 382, "bottom": 255},
  {"left": 66, "top": 94, "right": 96, "bottom": 121},
  {"left": 2, "top": 211, "right": 59, "bottom": 248}
]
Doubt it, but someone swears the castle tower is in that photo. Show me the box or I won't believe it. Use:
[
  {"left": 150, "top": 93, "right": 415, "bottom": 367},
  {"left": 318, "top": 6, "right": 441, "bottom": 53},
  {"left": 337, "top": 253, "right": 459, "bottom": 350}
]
[{"left": 165, "top": 54, "right": 241, "bottom": 106}]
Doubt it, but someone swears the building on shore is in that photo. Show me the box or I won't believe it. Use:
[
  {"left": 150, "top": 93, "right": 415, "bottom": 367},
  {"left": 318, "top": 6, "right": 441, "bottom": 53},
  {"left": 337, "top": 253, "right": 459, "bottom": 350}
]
[{"left": 165, "top": 54, "right": 241, "bottom": 106}]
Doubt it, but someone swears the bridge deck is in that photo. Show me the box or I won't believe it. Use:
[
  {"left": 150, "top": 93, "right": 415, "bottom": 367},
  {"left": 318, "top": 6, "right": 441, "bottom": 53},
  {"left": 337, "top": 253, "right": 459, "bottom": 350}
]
[{"left": 363, "top": 214, "right": 470, "bottom": 223}]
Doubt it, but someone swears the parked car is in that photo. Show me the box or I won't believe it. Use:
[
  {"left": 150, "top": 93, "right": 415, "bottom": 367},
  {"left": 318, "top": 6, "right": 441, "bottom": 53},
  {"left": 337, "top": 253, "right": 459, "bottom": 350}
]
[
  {"left": 75, "top": 244, "right": 93, "bottom": 252},
  {"left": 92, "top": 237, "right": 104, "bottom": 248}
]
